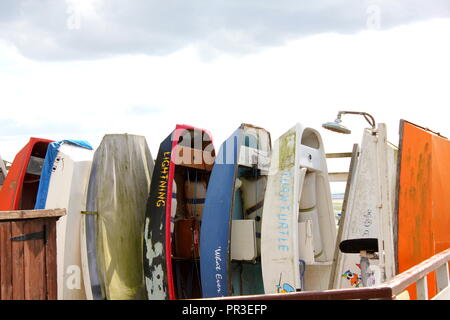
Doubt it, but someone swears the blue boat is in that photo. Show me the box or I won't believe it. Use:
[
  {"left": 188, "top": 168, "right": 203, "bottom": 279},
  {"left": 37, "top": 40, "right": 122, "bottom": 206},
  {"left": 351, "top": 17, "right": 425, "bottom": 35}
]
[{"left": 200, "top": 124, "right": 271, "bottom": 298}]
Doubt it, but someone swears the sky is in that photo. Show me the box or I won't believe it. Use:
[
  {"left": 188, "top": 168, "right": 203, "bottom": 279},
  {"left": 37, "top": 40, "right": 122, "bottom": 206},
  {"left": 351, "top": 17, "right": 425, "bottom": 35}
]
[{"left": 1, "top": 1, "right": 450, "bottom": 185}]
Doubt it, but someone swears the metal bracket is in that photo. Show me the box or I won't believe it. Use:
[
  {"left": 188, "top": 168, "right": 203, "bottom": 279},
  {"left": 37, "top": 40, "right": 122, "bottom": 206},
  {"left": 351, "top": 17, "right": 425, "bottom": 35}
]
[{"left": 11, "top": 227, "right": 47, "bottom": 243}]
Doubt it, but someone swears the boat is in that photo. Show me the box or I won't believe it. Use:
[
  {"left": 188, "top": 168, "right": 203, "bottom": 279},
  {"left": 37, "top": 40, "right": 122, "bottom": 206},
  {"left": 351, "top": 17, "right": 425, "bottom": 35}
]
[
  {"left": 0, "top": 138, "right": 53, "bottom": 211},
  {"left": 144, "top": 124, "right": 215, "bottom": 300},
  {"left": 80, "top": 134, "right": 154, "bottom": 300},
  {"left": 396, "top": 120, "right": 450, "bottom": 299},
  {"left": 329, "top": 124, "right": 397, "bottom": 289},
  {"left": 261, "top": 123, "right": 336, "bottom": 294},
  {"left": 200, "top": 124, "right": 271, "bottom": 298},
  {"left": 34, "top": 140, "right": 94, "bottom": 300},
  {"left": 0, "top": 154, "right": 7, "bottom": 188}
]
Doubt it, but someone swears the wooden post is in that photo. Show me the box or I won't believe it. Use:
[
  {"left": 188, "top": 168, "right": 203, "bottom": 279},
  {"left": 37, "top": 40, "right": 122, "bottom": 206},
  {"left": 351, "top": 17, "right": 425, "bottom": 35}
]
[
  {"left": 416, "top": 276, "right": 428, "bottom": 300},
  {"left": 436, "top": 262, "right": 449, "bottom": 293}
]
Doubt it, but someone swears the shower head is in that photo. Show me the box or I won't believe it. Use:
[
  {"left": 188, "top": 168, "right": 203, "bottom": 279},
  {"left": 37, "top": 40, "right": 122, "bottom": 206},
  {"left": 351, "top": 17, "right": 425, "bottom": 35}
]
[
  {"left": 322, "top": 119, "right": 352, "bottom": 134},
  {"left": 322, "top": 111, "right": 376, "bottom": 134}
]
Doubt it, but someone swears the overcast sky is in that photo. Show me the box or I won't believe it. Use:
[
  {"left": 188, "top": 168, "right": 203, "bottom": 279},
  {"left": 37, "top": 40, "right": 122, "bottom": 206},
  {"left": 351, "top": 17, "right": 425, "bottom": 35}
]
[{"left": 1, "top": 1, "right": 450, "bottom": 187}]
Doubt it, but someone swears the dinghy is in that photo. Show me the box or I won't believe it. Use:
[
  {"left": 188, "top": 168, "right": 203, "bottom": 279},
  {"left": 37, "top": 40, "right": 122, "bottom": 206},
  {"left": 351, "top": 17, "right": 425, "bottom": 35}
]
[
  {"left": 0, "top": 138, "right": 53, "bottom": 211},
  {"left": 34, "top": 140, "right": 94, "bottom": 300},
  {"left": 261, "top": 123, "right": 336, "bottom": 294},
  {"left": 144, "top": 125, "right": 215, "bottom": 300},
  {"left": 81, "top": 134, "right": 154, "bottom": 300},
  {"left": 329, "top": 124, "right": 397, "bottom": 289},
  {"left": 200, "top": 124, "right": 271, "bottom": 298},
  {"left": 0, "top": 154, "right": 7, "bottom": 188}
]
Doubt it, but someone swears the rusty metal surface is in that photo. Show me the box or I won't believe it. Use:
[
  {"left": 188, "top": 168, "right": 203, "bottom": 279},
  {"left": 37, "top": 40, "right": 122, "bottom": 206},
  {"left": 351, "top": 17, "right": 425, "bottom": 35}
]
[{"left": 396, "top": 120, "right": 450, "bottom": 299}]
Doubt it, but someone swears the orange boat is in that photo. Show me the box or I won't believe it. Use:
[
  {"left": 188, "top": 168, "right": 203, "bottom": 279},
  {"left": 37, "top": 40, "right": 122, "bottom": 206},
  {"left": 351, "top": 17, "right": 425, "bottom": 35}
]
[
  {"left": 0, "top": 138, "right": 53, "bottom": 211},
  {"left": 396, "top": 120, "right": 450, "bottom": 299}
]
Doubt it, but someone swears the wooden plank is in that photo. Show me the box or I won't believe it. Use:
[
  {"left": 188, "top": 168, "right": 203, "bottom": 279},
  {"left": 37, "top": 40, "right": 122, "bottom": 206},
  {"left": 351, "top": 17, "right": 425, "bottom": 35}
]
[
  {"left": 386, "top": 248, "right": 450, "bottom": 296},
  {"left": 0, "top": 209, "right": 66, "bottom": 221},
  {"left": 432, "top": 286, "right": 450, "bottom": 300},
  {"left": 0, "top": 222, "right": 13, "bottom": 300},
  {"left": 172, "top": 146, "right": 214, "bottom": 171},
  {"left": 11, "top": 221, "right": 25, "bottom": 299},
  {"left": 416, "top": 276, "right": 428, "bottom": 300},
  {"left": 393, "top": 290, "right": 411, "bottom": 300},
  {"left": 208, "top": 286, "right": 393, "bottom": 300},
  {"left": 23, "top": 219, "right": 46, "bottom": 300},
  {"left": 436, "top": 262, "right": 449, "bottom": 293},
  {"left": 326, "top": 152, "right": 353, "bottom": 159},
  {"left": 45, "top": 219, "right": 57, "bottom": 300},
  {"left": 328, "top": 172, "right": 349, "bottom": 182}
]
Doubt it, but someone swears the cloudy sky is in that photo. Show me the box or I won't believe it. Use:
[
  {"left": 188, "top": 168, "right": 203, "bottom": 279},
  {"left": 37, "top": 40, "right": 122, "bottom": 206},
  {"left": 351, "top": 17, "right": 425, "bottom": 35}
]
[{"left": 1, "top": 0, "right": 450, "bottom": 183}]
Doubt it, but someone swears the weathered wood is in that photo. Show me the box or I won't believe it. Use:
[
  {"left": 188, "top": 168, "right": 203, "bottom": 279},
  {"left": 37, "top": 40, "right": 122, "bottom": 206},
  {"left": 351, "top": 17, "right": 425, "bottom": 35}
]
[
  {"left": 416, "top": 276, "right": 428, "bottom": 300},
  {"left": 0, "top": 209, "right": 66, "bottom": 221},
  {"left": 383, "top": 248, "right": 450, "bottom": 296},
  {"left": 24, "top": 220, "right": 46, "bottom": 300},
  {"left": 210, "top": 286, "right": 393, "bottom": 300},
  {"left": 206, "top": 248, "right": 450, "bottom": 301},
  {"left": 325, "top": 152, "right": 353, "bottom": 159},
  {"left": 328, "top": 144, "right": 359, "bottom": 289},
  {"left": 328, "top": 172, "right": 349, "bottom": 182},
  {"left": 1, "top": 212, "right": 60, "bottom": 300},
  {"left": 432, "top": 286, "right": 450, "bottom": 300},
  {"left": 172, "top": 146, "right": 214, "bottom": 171},
  {"left": 436, "top": 262, "right": 449, "bottom": 293},
  {"left": 45, "top": 219, "right": 57, "bottom": 300},
  {"left": 11, "top": 221, "right": 25, "bottom": 299},
  {"left": 0, "top": 222, "right": 12, "bottom": 299}
]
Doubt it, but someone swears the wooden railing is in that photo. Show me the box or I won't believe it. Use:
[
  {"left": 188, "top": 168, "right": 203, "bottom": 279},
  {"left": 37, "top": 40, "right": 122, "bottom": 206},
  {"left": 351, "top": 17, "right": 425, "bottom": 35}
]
[
  {"left": 385, "top": 248, "right": 450, "bottom": 300},
  {"left": 210, "top": 248, "right": 450, "bottom": 300}
]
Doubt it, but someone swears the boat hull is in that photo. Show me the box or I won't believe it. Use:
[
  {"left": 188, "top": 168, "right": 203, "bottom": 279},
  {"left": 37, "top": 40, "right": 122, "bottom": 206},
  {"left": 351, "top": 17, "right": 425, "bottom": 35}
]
[
  {"left": 201, "top": 124, "right": 271, "bottom": 298},
  {"left": 261, "top": 123, "right": 336, "bottom": 294},
  {"left": 144, "top": 125, "right": 215, "bottom": 300},
  {"left": 0, "top": 138, "right": 52, "bottom": 211},
  {"left": 38, "top": 142, "right": 93, "bottom": 300},
  {"left": 81, "top": 134, "right": 154, "bottom": 300}
]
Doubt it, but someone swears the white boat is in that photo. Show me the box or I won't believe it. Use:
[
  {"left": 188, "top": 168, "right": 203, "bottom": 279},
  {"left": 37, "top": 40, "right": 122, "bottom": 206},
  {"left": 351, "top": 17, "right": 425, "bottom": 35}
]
[
  {"left": 329, "top": 123, "right": 397, "bottom": 289},
  {"left": 261, "top": 123, "right": 337, "bottom": 294},
  {"left": 0, "top": 154, "right": 7, "bottom": 188},
  {"left": 41, "top": 142, "right": 94, "bottom": 300}
]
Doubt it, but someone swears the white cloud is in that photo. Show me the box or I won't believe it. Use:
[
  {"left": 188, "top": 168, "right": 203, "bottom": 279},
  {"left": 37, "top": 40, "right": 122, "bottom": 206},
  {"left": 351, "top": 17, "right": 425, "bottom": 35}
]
[
  {"left": 1, "top": 1, "right": 449, "bottom": 61},
  {"left": 1, "top": 18, "right": 450, "bottom": 173}
]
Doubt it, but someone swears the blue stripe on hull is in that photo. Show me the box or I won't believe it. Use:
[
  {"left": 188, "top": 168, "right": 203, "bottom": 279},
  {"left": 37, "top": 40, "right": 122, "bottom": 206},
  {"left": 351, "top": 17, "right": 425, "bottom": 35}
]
[{"left": 200, "top": 130, "right": 240, "bottom": 298}]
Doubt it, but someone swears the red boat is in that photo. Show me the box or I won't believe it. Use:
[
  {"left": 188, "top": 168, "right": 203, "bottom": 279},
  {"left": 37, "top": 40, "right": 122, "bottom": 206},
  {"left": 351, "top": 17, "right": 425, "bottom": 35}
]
[
  {"left": 0, "top": 137, "right": 53, "bottom": 211},
  {"left": 143, "top": 124, "right": 215, "bottom": 300}
]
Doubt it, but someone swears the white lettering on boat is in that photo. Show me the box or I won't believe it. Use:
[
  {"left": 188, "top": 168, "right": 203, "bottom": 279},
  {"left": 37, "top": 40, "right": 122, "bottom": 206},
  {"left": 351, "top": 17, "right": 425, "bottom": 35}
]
[
  {"left": 214, "top": 247, "right": 223, "bottom": 293},
  {"left": 277, "top": 171, "right": 291, "bottom": 251}
]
